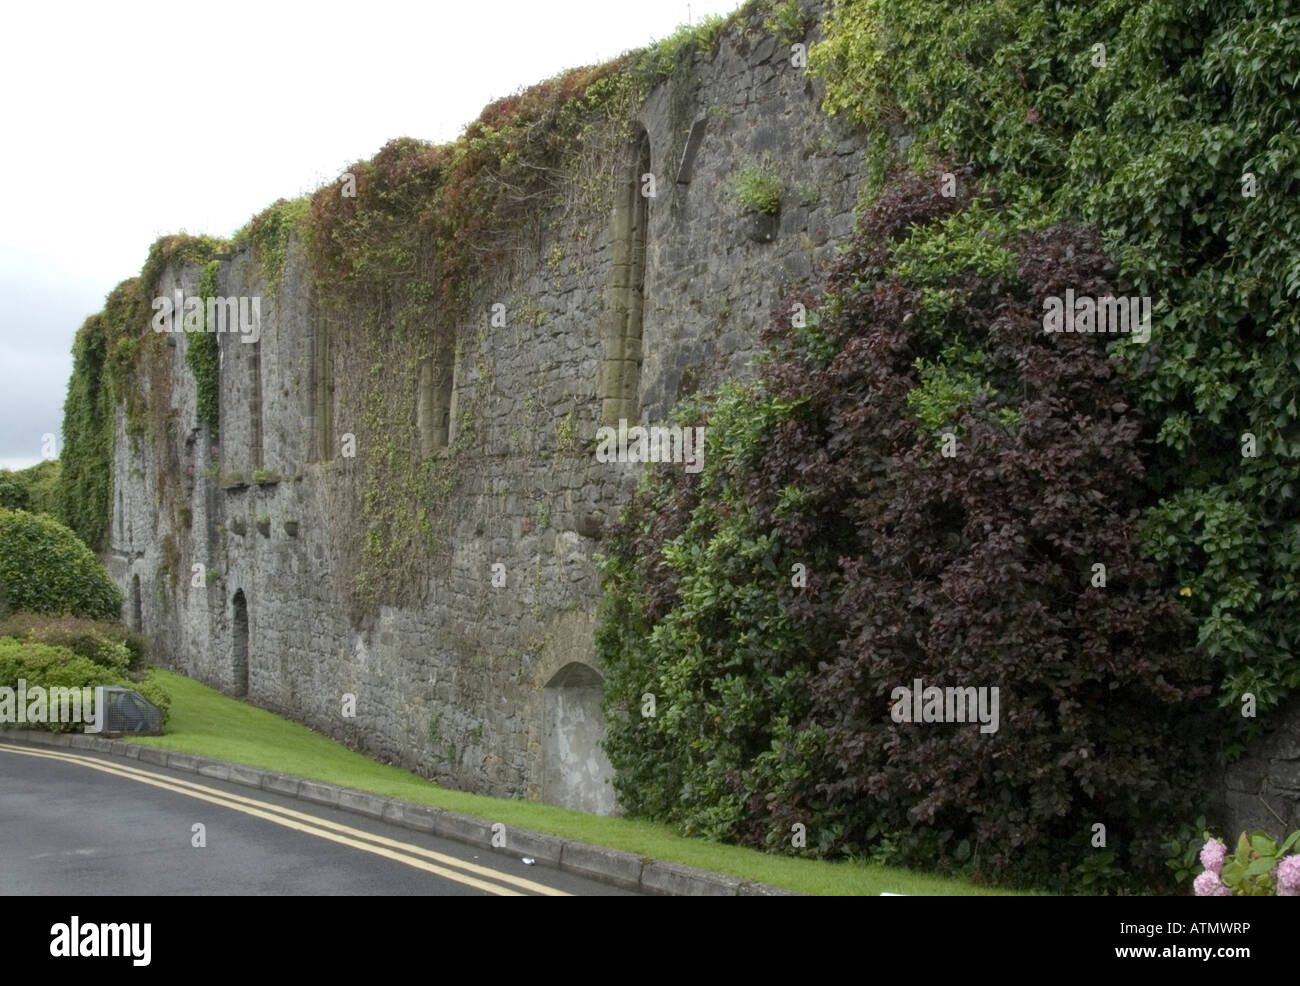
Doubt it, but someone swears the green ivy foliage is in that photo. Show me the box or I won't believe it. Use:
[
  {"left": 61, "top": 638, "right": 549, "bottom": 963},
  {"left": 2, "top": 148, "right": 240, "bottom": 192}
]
[
  {"left": 184, "top": 259, "right": 221, "bottom": 434},
  {"left": 0, "top": 509, "right": 124, "bottom": 620},
  {"left": 598, "top": 167, "right": 1218, "bottom": 892},
  {"left": 810, "top": 0, "right": 1300, "bottom": 727},
  {"left": 235, "top": 196, "right": 310, "bottom": 296},
  {"left": 598, "top": 384, "right": 815, "bottom": 840},
  {"left": 58, "top": 234, "right": 226, "bottom": 549}
]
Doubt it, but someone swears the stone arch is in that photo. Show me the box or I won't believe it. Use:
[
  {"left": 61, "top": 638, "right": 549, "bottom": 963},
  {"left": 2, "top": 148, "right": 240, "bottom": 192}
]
[
  {"left": 599, "top": 124, "right": 651, "bottom": 426},
  {"left": 542, "top": 661, "right": 616, "bottom": 815},
  {"left": 231, "top": 589, "right": 249, "bottom": 698}
]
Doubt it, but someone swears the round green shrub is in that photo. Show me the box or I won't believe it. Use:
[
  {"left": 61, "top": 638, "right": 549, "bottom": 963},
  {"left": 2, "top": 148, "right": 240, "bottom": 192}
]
[{"left": 0, "top": 509, "right": 123, "bottom": 620}]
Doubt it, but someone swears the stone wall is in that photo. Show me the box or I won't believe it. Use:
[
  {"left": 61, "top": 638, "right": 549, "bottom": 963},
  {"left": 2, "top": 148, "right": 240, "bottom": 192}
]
[
  {"left": 107, "top": 0, "right": 870, "bottom": 815},
  {"left": 1216, "top": 694, "right": 1300, "bottom": 839}
]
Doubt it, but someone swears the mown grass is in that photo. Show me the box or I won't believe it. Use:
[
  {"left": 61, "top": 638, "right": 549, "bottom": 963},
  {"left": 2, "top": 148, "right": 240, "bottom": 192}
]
[{"left": 128, "top": 670, "right": 1038, "bottom": 896}]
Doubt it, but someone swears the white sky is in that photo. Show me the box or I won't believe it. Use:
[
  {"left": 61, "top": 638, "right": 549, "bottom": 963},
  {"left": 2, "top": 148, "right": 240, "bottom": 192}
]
[{"left": 0, "top": 0, "right": 745, "bottom": 470}]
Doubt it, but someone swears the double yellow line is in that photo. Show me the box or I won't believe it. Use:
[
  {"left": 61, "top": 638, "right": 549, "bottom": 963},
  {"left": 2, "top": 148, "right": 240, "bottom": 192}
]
[{"left": 0, "top": 743, "right": 569, "bottom": 896}]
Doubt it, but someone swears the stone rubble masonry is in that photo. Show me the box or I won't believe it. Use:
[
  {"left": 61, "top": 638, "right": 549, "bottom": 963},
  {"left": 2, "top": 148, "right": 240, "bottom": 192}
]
[
  {"left": 0, "top": 730, "right": 799, "bottom": 896},
  {"left": 98, "top": 0, "right": 1297, "bottom": 843},
  {"left": 105, "top": 0, "right": 872, "bottom": 817},
  {"left": 1216, "top": 690, "right": 1300, "bottom": 840}
]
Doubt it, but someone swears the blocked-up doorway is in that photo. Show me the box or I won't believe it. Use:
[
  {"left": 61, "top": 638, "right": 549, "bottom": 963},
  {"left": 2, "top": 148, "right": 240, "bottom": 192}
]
[
  {"left": 232, "top": 589, "right": 249, "bottom": 698},
  {"left": 542, "top": 663, "right": 616, "bottom": 815},
  {"left": 129, "top": 575, "right": 142, "bottom": 632},
  {"left": 599, "top": 126, "right": 651, "bottom": 426}
]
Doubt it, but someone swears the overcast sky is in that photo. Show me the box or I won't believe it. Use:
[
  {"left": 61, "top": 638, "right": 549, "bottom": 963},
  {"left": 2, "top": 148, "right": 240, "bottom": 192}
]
[{"left": 0, "top": 0, "right": 744, "bottom": 470}]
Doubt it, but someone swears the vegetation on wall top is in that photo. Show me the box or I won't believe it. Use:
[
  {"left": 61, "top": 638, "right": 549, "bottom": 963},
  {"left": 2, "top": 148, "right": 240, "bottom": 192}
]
[
  {"left": 58, "top": 0, "right": 801, "bottom": 617},
  {"left": 58, "top": 233, "right": 227, "bottom": 550}
]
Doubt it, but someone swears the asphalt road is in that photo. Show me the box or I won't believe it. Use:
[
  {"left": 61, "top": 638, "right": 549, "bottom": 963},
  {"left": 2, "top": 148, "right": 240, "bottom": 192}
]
[{"left": 0, "top": 743, "right": 638, "bottom": 896}]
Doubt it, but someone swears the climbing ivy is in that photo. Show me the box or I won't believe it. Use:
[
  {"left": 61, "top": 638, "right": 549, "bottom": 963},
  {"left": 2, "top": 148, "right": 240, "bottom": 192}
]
[
  {"left": 810, "top": 0, "right": 1300, "bottom": 730},
  {"left": 184, "top": 260, "right": 220, "bottom": 434},
  {"left": 233, "top": 196, "right": 310, "bottom": 298},
  {"left": 58, "top": 234, "right": 226, "bottom": 548}
]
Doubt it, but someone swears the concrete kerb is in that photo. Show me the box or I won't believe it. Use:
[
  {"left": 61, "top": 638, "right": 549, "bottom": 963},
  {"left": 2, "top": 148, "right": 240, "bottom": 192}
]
[{"left": 0, "top": 730, "right": 800, "bottom": 896}]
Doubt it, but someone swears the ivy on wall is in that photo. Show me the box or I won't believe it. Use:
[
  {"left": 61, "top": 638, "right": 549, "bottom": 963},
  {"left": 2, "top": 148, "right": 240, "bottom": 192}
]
[
  {"left": 809, "top": 0, "right": 1300, "bottom": 727},
  {"left": 183, "top": 259, "right": 221, "bottom": 435},
  {"left": 59, "top": 235, "right": 226, "bottom": 549}
]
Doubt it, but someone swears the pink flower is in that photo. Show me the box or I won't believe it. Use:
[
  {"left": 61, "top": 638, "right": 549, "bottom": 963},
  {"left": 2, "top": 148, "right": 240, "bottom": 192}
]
[
  {"left": 1276, "top": 854, "right": 1300, "bottom": 896},
  {"left": 1200, "top": 838, "right": 1227, "bottom": 875},
  {"left": 1194, "top": 870, "right": 1232, "bottom": 896},
  {"left": 1026, "top": 109, "right": 1040, "bottom": 123}
]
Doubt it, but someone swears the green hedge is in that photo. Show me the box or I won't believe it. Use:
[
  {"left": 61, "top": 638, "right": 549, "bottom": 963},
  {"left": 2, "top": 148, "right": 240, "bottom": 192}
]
[
  {"left": 0, "top": 612, "right": 146, "bottom": 674},
  {"left": 0, "top": 509, "right": 123, "bottom": 620},
  {"left": 0, "top": 461, "right": 60, "bottom": 516},
  {"left": 0, "top": 638, "right": 170, "bottom": 732}
]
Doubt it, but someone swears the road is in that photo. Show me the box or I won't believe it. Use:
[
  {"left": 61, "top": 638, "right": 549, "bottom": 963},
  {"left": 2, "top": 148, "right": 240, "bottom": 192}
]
[{"left": 0, "top": 743, "right": 637, "bottom": 896}]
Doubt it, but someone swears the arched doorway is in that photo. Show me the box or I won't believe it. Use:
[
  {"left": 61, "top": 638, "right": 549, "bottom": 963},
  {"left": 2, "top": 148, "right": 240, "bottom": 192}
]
[
  {"left": 231, "top": 589, "right": 249, "bottom": 698},
  {"left": 542, "top": 662, "right": 616, "bottom": 814}
]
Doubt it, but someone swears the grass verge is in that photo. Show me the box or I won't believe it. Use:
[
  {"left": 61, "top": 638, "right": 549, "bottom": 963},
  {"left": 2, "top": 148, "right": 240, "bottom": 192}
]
[{"left": 127, "top": 669, "right": 1037, "bottom": 896}]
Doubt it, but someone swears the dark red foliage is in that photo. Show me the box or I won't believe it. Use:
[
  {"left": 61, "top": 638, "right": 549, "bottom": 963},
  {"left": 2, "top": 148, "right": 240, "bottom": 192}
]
[
  {"left": 601, "top": 165, "right": 1216, "bottom": 889},
  {"left": 754, "top": 172, "right": 1215, "bottom": 885}
]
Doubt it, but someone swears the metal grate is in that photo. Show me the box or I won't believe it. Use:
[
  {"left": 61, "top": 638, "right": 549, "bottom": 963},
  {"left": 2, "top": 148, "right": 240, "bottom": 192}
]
[{"left": 100, "top": 687, "right": 164, "bottom": 736}]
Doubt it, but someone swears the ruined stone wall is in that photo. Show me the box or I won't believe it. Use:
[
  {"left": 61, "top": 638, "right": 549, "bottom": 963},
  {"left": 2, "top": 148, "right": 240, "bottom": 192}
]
[
  {"left": 107, "top": 2, "right": 870, "bottom": 814},
  {"left": 1217, "top": 695, "right": 1300, "bottom": 840}
]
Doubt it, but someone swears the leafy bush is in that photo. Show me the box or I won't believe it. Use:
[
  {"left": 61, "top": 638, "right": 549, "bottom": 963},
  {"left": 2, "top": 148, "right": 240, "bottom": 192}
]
[
  {"left": 764, "top": 0, "right": 809, "bottom": 46},
  {"left": 0, "top": 464, "right": 61, "bottom": 516},
  {"left": 809, "top": 0, "right": 1300, "bottom": 737},
  {"left": 0, "top": 638, "right": 170, "bottom": 732},
  {"left": 1164, "top": 815, "right": 1209, "bottom": 890},
  {"left": 0, "top": 510, "right": 124, "bottom": 620},
  {"left": 598, "top": 167, "right": 1217, "bottom": 891},
  {"left": 59, "top": 235, "right": 226, "bottom": 550},
  {"left": 0, "top": 612, "right": 146, "bottom": 673},
  {"left": 0, "top": 471, "right": 30, "bottom": 511},
  {"left": 133, "top": 676, "right": 171, "bottom": 721},
  {"left": 4, "top": 460, "right": 60, "bottom": 516}
]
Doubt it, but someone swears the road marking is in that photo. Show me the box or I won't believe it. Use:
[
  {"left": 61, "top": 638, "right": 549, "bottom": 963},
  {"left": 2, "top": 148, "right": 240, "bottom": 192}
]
[
  {"left": 0, "top": 744, "right": 570, "bottom": 897},
  {"left": 15, "top": 747, "right": 570, "bottom": 896}
]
